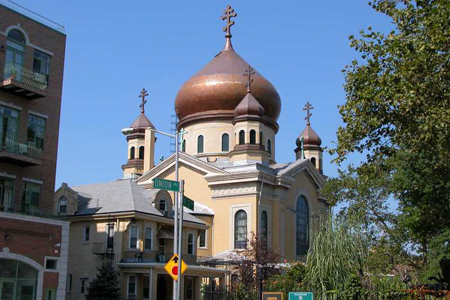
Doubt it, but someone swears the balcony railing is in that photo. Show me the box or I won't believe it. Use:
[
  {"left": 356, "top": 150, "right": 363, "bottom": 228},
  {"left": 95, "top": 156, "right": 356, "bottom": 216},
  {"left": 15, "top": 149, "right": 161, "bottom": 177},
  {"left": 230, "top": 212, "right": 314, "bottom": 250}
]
[
  {"left": 92, "top": 242, "right": 115, "bottom": 257},
  {"left": 0, "top": 203, "right": 59, "bottom": 219},
  {"left": 1, "top": 135, "right": 42, "bottom": 158},
  {"left": 121, "top": 251, "right": 197, "bottom": 265},
  {"left": 4, "top": 62, "right": 48, "bottom": 91}
]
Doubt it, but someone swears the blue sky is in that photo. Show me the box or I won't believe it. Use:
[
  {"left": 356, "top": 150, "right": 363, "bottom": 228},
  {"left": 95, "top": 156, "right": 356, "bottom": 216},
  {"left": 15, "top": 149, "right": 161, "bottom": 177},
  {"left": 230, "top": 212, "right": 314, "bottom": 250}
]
[{"left": 17, "top": 0, "right": 393, "bottom": 187}]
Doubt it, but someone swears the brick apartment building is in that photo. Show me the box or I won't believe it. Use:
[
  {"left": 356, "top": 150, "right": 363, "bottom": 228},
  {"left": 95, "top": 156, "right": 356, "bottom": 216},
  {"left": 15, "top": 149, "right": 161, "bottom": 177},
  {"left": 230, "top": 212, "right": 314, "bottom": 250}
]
[{"left": 0, "top": 1, "right": 68, "bottom": 300}]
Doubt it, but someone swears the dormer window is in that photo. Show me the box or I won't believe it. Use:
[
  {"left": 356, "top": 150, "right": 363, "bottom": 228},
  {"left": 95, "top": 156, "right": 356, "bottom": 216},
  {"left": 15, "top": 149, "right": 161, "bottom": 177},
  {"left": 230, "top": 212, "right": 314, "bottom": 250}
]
[
  {"left": 58, "top": 196, "right": 67, "bottom": 214},
  {"left": 5, "top": 30, "right": 25, "bottom": 79},
  {"left": 159, "top": 199, "right": 167, "bottom": 214}
]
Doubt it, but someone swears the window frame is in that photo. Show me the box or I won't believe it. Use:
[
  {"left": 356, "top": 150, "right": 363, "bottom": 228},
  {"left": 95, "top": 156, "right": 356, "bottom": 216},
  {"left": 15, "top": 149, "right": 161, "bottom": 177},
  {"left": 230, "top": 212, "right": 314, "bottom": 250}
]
[
  {"left": 221, "top": 133, "right": 229, "bottom": 152},
  {"left": 250, "top": 130, "right": 256, "bottom": 144},
  {"left": 33, "top": 49, "right": 51, "bottom": 76},
  {"left": 187, "top": 233, "right": 194, "bottom": 255},
  {"left": 127, "top": 275, "right": 137, "bottom": 299},
  {"left": 197, "top": 135, "right": 204, "bottom": 154},
  {"left": 83, "top": 225, "right": 90, "bottom": 242},
  {"left": 139, "top": 146, "right": 144, "bottom": 159},
  {"left": 27, "top": 114, "right": 46, "bottom": 151},
  {"left": 239, "top": 130, "right": 245, "bottom": 145},
  {"left": 130, "top": 146, "right": 135, "bottom": 160},
  {"left": 58, "top": 196, "right": 67, "bottom": 214},
  {"left": 45, "top": 257, "right": 58, "bottom": 271},
  {"left": 22, "top": 182, "right": 41, "bottom": 212},
  {"left": 129, "top": 225, "right": 139, "bottom": 250},
  {"left": 198, "top": 229, "right": 207, "bottom": 249},
  {"left": 295, "top": 195, "right": 310, "bottom": 256},
  {"left": 144, "top": 226, "right": 153, "bottom": 251},
  {"left": 80, "top": 278, "right": 87, "bottom": 294},
  {"left": 234, "top": 210, "right": 248, "bottom": 249}
]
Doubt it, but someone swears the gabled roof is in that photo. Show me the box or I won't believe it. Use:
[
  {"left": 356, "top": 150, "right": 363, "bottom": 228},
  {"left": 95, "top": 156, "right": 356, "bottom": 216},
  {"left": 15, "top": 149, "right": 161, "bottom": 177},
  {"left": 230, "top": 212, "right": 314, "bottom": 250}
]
[
  {"left": 136, "top": 151, "right": 228, "bottom": 184},
  {"left": 271, "top": 159, "right": 325, "bottom": 188}
]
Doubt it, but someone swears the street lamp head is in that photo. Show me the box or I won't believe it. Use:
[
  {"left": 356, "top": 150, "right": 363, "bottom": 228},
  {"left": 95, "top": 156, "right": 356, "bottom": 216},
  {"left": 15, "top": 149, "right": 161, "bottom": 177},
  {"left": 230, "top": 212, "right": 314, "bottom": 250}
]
[{"left": 121, "top": 127, "right": 134, "bottom": 135}]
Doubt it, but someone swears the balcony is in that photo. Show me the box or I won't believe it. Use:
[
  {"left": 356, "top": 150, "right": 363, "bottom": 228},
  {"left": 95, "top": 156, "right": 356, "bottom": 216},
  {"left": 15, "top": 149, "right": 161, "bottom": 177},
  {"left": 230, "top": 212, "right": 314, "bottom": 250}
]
[
  {"left": 0, "top": 136, "right": 42, "bottom": 166},
  {"left": 121, "top": 251, "right": 197, "bottom": 265},
  {"left": 0, "top": 185, "right": 14, "bottom": 212},
  {"left": 0, "top": 62, "right": 48, "bottom": 99},
  {"left": 92, "top": 242, "right": 115, "bottom": 259},
  {"left": 0, "top": 203, "right": 58, "bottom": 219}
]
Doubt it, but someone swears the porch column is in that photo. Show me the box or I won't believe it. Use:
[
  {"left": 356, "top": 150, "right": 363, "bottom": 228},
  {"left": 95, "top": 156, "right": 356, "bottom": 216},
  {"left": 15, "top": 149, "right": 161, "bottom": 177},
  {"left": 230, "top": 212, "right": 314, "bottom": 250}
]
[
  {"left": 151, "top": 272, "right": 158, "bottom": 300},
  {"left": 195, "top": 276, "right": 202, "bottom": 300}
]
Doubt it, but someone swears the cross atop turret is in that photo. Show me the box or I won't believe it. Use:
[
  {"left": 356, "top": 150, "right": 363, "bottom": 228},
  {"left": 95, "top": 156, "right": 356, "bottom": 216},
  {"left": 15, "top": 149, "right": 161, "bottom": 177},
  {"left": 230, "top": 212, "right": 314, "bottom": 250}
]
[
  {"left": 303, "top": 101, "right": 314, "bottom": 126},
  {"left": 243, "top": 65, "right": 255, "bottom": 93},
  {"left": 138, "top": 88, "right": 149, "bottom": 114},
  {"left": 221, "top": 5, "right": 237, "bottom": 38}
]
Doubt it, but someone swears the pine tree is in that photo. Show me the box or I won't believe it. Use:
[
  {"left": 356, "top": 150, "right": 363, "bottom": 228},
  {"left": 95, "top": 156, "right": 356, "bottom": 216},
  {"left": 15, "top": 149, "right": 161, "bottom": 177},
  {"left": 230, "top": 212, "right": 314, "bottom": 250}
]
[{"left": 86, "top": 261, "right": 121, "bottom": 300}]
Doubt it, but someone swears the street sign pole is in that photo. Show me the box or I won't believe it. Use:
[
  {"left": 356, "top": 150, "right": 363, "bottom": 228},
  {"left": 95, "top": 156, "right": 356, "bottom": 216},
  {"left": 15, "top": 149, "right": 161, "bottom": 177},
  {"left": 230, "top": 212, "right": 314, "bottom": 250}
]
[
  {"left": 177, "top": 179, "right": 185, "bottom": 300},
  {"left": 173, "top": 131, "right": 179, "bottom": 300}
]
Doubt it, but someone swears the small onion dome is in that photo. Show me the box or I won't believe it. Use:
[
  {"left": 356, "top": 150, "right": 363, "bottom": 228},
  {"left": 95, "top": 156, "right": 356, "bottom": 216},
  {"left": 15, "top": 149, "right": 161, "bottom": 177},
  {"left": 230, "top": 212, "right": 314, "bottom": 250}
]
[
  {"left": 234, "top": 92, "right": 265, "bottom": 117},
  {"left": 296, "top": 125, "right": 322, "bottom": 148},
  {"left": 130, "top": 113, "right": 155, "bottom": 130},
  {"left": 174, "top": 39, "right": 281, "bottom": 129}
]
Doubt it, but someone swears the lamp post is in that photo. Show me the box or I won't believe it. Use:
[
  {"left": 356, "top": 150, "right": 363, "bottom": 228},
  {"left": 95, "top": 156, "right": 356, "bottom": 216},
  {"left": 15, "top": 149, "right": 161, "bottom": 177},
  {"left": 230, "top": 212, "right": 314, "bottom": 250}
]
[{"left": 121, "top": 126, "right": 186, "bottom": 300}]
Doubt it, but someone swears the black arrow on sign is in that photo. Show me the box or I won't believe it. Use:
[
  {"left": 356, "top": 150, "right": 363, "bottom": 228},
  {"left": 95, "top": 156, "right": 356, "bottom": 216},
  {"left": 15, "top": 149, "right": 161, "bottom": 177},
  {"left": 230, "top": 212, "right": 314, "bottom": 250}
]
[{"left": 173, "top": 256, "right": 178, "bottom": 263}]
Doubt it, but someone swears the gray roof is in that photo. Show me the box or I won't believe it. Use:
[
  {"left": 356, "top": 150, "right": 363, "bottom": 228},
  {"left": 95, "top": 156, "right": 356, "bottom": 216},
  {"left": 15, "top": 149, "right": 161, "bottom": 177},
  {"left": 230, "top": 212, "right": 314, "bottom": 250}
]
[{"left": 70, "top": 179, "right": 205, "bottom": 225}]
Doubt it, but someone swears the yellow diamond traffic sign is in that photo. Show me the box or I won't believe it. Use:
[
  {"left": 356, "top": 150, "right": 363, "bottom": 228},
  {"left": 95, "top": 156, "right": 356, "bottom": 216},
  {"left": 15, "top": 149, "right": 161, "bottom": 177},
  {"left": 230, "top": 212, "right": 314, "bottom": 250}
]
[{"left": 164, "top": 254, "right": 188, "bottom": 281}]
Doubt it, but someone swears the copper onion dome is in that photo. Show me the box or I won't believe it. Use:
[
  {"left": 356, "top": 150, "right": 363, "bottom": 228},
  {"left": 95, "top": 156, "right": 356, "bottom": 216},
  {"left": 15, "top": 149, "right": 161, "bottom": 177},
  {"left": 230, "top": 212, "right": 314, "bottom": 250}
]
[
  {"left": 296, "top": 125, "right": 322, "bottom": 148},
  {"left": 175, "top": 8, "right": 281, "bottom": 129}
]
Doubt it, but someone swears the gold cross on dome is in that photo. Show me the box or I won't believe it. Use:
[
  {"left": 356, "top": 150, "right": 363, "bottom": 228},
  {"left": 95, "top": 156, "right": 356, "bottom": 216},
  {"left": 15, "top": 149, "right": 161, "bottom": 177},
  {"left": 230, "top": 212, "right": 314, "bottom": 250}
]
[
  {"left": 138, "top": 88, "right": 149, "bottom": 114},
  {"left": 221, "top": 5, "right": 237, "bottom": 38},
  {"left": 243, "top": 65, "right": 255, "bottom": 93},
  {"left": 303, "top": 101, "right": 314, "bottom": 126}
]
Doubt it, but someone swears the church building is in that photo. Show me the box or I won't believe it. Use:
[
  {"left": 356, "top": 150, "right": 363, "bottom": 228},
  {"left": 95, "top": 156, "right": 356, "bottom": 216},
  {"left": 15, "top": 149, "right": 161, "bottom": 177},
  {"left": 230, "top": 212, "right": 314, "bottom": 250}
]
[{"left": 56, "top": 6, "right": 329, "bottom": 300}]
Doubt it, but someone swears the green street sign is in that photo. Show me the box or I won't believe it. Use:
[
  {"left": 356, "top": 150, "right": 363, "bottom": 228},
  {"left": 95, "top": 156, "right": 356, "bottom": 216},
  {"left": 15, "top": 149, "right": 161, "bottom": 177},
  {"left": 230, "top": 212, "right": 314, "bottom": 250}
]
[
  {"left": 289, "top": 292, "right": 313, "bottom": 300},
  {"left": 183, "top": 196, "right": 194, "bottom": 210},
  {"left": 153, "top": 178, "right": 179, "bottom": 192}
]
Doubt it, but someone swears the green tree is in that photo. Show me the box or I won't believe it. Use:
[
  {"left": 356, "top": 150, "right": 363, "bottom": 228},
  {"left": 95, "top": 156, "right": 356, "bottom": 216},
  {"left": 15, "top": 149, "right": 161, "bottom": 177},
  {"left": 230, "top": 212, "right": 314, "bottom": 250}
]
[
  {"left": 333, "top": 0, "right": 450, "bottom": 262},
  {"left": 86, "top": 261, "right": 121, "bottom": 300}
]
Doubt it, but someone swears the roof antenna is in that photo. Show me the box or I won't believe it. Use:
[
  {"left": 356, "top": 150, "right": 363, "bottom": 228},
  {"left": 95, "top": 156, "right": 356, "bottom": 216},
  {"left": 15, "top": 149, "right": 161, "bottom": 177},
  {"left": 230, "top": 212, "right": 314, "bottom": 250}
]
[{"left": 96, "top": 198, "right": 99, "bottom": 211}]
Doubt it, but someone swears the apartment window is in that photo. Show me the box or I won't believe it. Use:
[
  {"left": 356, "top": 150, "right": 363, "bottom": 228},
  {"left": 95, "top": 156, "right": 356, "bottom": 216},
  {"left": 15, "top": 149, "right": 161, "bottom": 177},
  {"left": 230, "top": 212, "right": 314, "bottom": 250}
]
[
  {"left": 159, "top": 238, "right": 166, "bottom": 254},
  {"left": 80, "top": 278, "right": 87, "bottom": 294},
  {"left": 27, "top": 115, "right": 46, "bottom": 150},
  {"left": 5, "top": 30, "right": 25, "bottom": 80},
  {"left": 145, "top": 227, "right": 153, "bottom": 250},
  {"left": 250, "top": 130, "right": 256, "bottom": 144},
  {"left": 187, "top": 233, "right": 194, "bottom": 255},
  {"left": 239, "top": 130, "right": 245, "bottom": 145},
  {"left": 58, "top": 196, "right": 67, "bottom": 214},
  {"left": 68, "top": 274, "right": 72, "bottom": 292},
  {"left": 0, "top": 178, "right": 14, "bottom": 211},
  {"left": 83, "top": 226, "right": 90, "bottom": 242},
  {"left": 33, "top": 50, "right": 50, "bottom": 76},
  {"left": 235, "top": 210, "right": 247, "bottom": 249},
  {"left": 198, "top": 229, "right": 206, "bottom": 248},
  {"left": 0, "top": 106, "right": 20, "bottom": 146},
  {"left": 127, "top": 275, "right": 137, "bottom": 299},
  {"left": 107, "top": 224, "right": 114, "bottom": 249},
  {"left": 159, "top": 199, "right": 167, "bottom": 214},
  {"left": 139, "top": 146, "right": 144, "bottom": 159},
  {"left": 22, "top": 182, "right": 41, "bottom": 212},
  {"left": 221, "top": 133, "right": 229, "bottom": 152},
  {"left": 130, "top": 146, "right": 135, "bottom": 159},
  {"left": 185, "top": 277, "right": 194, "bottom": 300},
  {"left": 129, "top": 225, "right": 138, "bottom": 249},
  {"left": 197, "top": 135, "right": 204, "bottom": 154},
  {"left": 45, "top": 259, "right": 57, "bottom": 270},
  {"left": 45, "top": 288, "right": 56, "bottom": 300},
  {"left": 143, "top": 275, "right": 150, "bottom": 299}
]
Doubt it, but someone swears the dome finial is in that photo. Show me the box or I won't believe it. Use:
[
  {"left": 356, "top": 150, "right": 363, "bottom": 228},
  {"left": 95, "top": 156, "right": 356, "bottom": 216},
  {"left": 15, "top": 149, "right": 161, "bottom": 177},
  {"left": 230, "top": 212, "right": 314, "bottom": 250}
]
[
  {"left": 243, "top": 65, "right": 255, "bottom": 93},
  {"left": 303, "top": 101, "right": 314, "bottom": 126},
  {"left": 138, "top": 88, "right": 149, "bottom": 114},
  {"left": 221, "top": 5, "right": 237, "bottom": 50}
]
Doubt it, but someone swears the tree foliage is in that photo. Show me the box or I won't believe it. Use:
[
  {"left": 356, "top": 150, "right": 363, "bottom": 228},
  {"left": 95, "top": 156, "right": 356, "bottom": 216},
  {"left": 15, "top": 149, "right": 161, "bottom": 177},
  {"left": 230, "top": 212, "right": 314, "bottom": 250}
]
[
  {"left": 86, "top": 261, "right": 121, "bottom": 300},
  {"left": 330, "top": 0, "right": 450, "bottom": 275}
]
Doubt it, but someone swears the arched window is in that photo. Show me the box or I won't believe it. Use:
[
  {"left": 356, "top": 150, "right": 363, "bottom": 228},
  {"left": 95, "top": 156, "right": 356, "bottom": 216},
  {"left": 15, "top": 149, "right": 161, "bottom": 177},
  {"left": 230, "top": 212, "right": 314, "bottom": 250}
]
[
  {"left": 58, "top": 196, "right": 67, "bottom": 214},
  {"left": 6, "top": 30, "right": 25, "bottom": 80},
  {"left": 296, "top": 195, "right": 309, "bottom": 256},
  {"left": 267, "top": 139, "right": 272, "bottom": 154},
  {"left": 0, "top": 259, "right": 37, "bottom": 299},
  {"left": 182, "top": 139, "right": 186, "bottom": 152},
  {"left": 250, "top": 130, "right": 256, "bottom": 144},
  {"left": 139, "top": 146, "right": 144, "bottom": 159},
  {"left": 235, "top": 210, "right": 247, "bottom": 249},
  {"left": 310, "top": 157, "right": 316, "bottom": 167},
  {"left": 261, "top": 210, "right": 268, "bottom": 242},
  {"left": 221, "top": 133, "right": 229, "bottom": 152},
  {"left": 129, "top": 147, "right": 135, "bottom": 159},
  {"left": 197, "top": 135, "right": 204, "bottom": 153},
  {"left": 260, "top": 131, "right": 264, "bottom": 146},
  {"left": 239, "top": 130, "right": 245, "bottom": 145}
]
